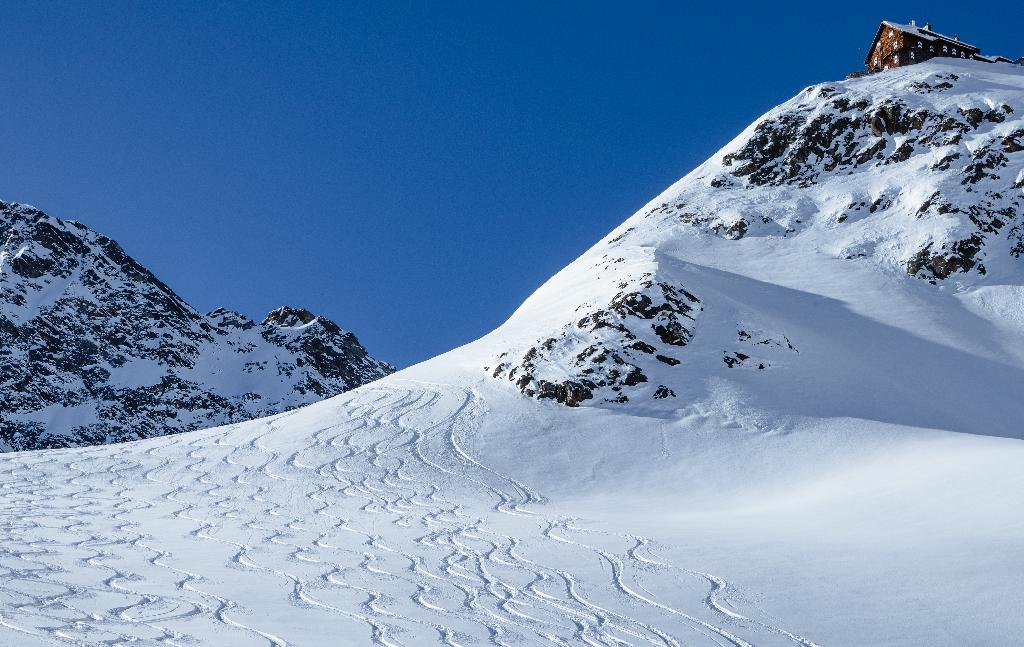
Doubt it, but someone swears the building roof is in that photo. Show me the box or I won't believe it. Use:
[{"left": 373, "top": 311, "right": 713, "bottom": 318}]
[{"left": 882, "top": 21, "right": 981, "bottom": 52}]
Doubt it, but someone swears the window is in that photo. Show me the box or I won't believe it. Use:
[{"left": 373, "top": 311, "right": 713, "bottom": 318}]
[
  {"left": 918, "top": 41, "right": 923, "bottom": 48},
  {"left": 961, "top": 52, "right": 966, "bottom": 58},
  {"left": 943, "top": 45, "right": 948, "bottom": 53},
  {"left": 952, "top": 48, "right": 957, "bottom": 55},
  {"left": 910, "top": 51, "right": 916, "bottom": 60},
  {"left": 930, "top": 45, "right": 935, "bottom": 52}
]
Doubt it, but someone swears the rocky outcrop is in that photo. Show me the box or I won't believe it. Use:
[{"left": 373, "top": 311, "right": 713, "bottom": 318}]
[
  {"left": 0, "top": 202, "right": 393, "bottom": 450},
  {"left": 718, "top": 76, "right": 1015, "bottom": 191},
  {"left": 656, "top": 70, "right": 1024, "bottom": 285},
  {"left": 259, "top": 306, "right": 391, "bottom": 398},
  {"left": 489, "top": 274, "right": 701, "bottom": 406}
]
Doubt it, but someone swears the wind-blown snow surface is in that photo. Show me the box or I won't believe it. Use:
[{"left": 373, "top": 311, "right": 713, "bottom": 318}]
[{"left": 3, "top": 60, "right": 1024, "bottom": 646}]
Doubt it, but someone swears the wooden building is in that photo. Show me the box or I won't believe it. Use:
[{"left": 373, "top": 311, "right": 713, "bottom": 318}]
[{"left": 866, "top": 21, "right": 980, "bottom": 72}]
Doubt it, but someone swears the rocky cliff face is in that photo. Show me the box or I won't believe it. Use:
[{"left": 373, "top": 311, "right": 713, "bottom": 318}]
[
  {"left": 489, "top": 60, "right": 1024, "bottom": 408},
  {"left": 0, "top": 203, "right": 393, "bottom": 450}
]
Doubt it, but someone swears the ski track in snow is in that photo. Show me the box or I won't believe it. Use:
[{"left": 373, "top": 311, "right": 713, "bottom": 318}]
[{"left": 0, "top": 382, "right": 815, "bottom": 646}]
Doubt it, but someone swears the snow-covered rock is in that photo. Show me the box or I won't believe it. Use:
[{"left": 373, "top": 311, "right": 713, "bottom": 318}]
[{"left": 0, "top": 203, "right": 393, "bottom": 450}]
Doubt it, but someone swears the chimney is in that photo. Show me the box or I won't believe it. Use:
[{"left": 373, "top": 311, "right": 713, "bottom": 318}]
[
  {"left": 924, "top": 21, "right": 932, "bottom": 31},
  {"left": 911, "top": 19, "right": 916, "bottom": 27}
]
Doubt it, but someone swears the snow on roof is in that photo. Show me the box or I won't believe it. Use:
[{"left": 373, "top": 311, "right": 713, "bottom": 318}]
[{"left": 881, "top": 21, "right": 980, "bottom": 52}]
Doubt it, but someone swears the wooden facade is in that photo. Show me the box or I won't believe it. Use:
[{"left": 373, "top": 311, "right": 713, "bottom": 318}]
[{"left": 866, "top": 21, "right": 980, "bottom": 73}]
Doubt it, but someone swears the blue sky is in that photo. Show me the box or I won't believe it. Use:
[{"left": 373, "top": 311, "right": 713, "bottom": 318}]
[{"left": 1, "top": 1, "right": 1020, "bottom": 367}]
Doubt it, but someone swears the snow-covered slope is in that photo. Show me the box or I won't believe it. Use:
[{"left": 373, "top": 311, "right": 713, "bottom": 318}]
[
  {"left": 0, "top": 203, "right": 393, "bottom": 450},
  {"left": 1, "top": 60, "right": 1023, "bottom": 647}
]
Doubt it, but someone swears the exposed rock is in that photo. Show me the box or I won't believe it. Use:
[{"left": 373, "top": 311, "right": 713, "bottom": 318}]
[
  {"left": 1003, "top": 130, "right": 1024, "bottom": 153},
  {"left": 679, "top": 72, "right": 1023, "bottom": 281},
  {"left": 719, "top": 85, "right": 996, "bottom": 189},
  {"left": 907, "top": 236, "right": 986, "bottom": 281},
  {"left": 263, "top": 306, "right": 317, "bottom": 327},
  {"left": 490, "top": 276, "right": 701, "bottom": 406},
  {"left": 723, "top": 352, "right": 750, "bottom": 368},
  {"left": 653, "top": 385, "right": 675, "bottom": 399},
  {"left": 724, "top": 220, "right": 748, "bottom": 240}
]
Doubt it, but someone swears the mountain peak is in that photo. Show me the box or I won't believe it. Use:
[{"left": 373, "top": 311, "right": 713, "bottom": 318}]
[
  {"left": 208, "top": 307, "right": 257, "bottom": 330},
  {"left": 263, "top": 305, "right": 319, "bottom": 328}
]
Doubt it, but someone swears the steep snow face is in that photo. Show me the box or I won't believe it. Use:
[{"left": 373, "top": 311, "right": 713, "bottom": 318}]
[
  {"left": 489, "top": 60, "right": 1024, "bottom": 422},
  {"left": 0, "top": 203, "right": 393, "bottom": 450}
]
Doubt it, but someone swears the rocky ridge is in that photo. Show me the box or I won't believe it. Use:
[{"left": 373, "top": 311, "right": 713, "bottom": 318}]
[{"left": 0, "top": 202, "right": 393, "bottom": 450}]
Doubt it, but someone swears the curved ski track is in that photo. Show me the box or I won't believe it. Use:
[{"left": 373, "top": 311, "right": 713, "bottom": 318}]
[{"left": 0, "top": 381, "right": 817, "bottom": 646}]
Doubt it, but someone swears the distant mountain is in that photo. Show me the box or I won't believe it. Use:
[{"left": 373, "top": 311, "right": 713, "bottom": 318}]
[{"left": 0, "top": 202, "right": 393, "bottom": 450}]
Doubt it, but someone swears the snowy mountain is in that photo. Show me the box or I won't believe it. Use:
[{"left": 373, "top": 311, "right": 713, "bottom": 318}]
[
  {"left": 0, "top": 202, "right": 393, "bottom": 450},
  {"left": 1, "top": 59, "right": 1023, "bottom": 647},
  {"left": 489, "top": 64, "right": 1024, "bottom": 418}
]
